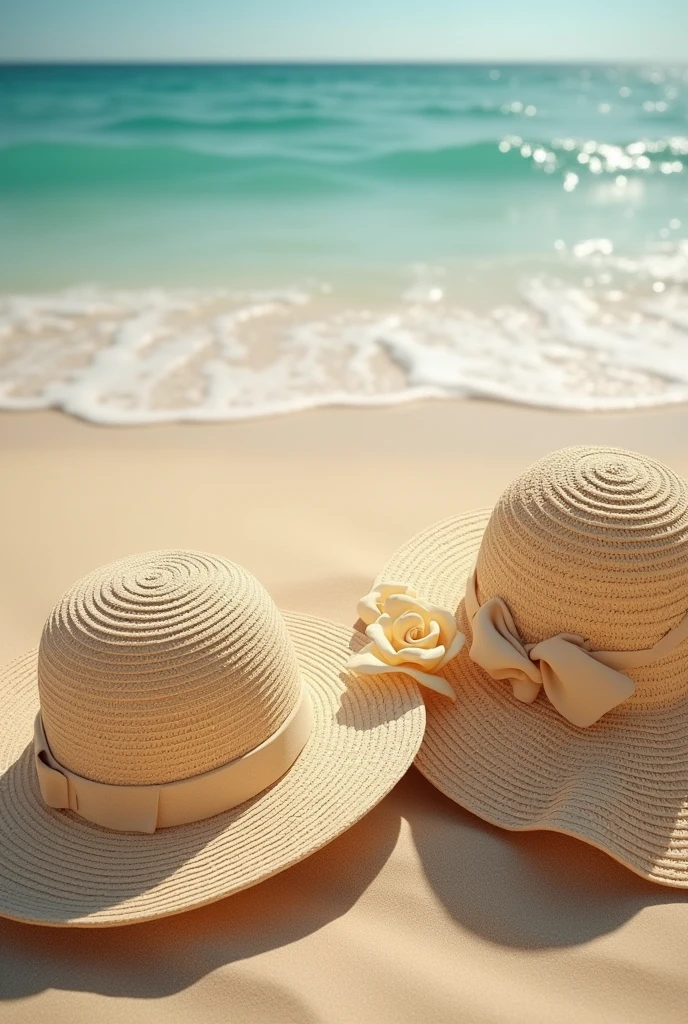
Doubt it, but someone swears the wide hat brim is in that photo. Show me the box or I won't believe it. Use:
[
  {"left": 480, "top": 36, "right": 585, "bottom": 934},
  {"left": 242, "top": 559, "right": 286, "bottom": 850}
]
[
  {"left": 0, "top": 613, "right": 425, "bottom": 927},
  {"left": 376, "top": 510, "right": 688, "bottom": 888}
]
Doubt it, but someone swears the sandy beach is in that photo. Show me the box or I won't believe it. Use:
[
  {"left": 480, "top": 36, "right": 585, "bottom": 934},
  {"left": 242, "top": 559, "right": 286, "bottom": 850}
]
[
  {"left": 2, "top": 402, "right": 688, "bottom": 1022},
  {"left": 2, "top": 18, "right": 688, "bottom": 1022}
]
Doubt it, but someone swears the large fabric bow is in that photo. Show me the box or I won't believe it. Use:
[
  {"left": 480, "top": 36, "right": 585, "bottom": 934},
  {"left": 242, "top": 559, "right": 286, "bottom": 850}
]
[{"left": 465, "top": 570, "right": 636, "bottom": 728}]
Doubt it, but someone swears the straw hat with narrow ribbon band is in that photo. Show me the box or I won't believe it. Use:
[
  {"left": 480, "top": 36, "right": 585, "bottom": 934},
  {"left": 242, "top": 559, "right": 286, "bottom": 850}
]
[
  {"left": 362, "top": 446, "right": 688, "bottom": 887},
  {"left": 0, "top": 550, "right": 425, "bottom": 927}
]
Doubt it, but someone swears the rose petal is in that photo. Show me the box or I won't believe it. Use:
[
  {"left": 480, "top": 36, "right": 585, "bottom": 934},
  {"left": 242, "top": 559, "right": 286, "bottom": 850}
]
[
  {"left": 376, "top": 613, "right": 396, "bottom": 645},
  {"left": 401, "top": 595, "right": 434, "bottom": 616},
  {"left": 396, "top": 645, "right": 445, "bottom": 670},
  {"left": 384, "top": 593, "right": 427, "bottom": 619},
  {"left": 426, "top": 605, "right": 460, "bottom": 646},
  {"left": 357, "top": 592, "right": 382, "bottom": 626},
  {"left": 357, "top": 583, "right": 415, "bottom": 625},
  {"left": 377, "top": 582, "right": 414, "bottom": 602},
  {"left": 405, "top": 619, "right": 440, "bottom": 649},
  {"left": 347, "top": 642, "right": 456, "bottom": 700},
  {"left": 438, "top": 630, "right": 466, "bottom": 667},
  {"left": 366, "top": 621, "right": 403, "bottom": 664},
  {"left": 391, "top": 664, "right": 457, "bottom": 699},
  {"left": 391, "top": 611, "right": 425, "bottom": 648}
]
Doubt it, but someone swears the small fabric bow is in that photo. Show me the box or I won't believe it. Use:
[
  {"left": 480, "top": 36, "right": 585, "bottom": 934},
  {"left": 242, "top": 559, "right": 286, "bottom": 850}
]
[{"left": 466, "top": 571, "right": 635, "bottom": 728}]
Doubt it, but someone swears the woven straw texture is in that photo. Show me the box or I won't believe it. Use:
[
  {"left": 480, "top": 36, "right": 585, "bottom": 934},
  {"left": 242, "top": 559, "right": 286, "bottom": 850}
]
[
  {"left": 377, "top": 447, "right": 688, "bottom": 887},
  {"left": 0, "top": 552, "right": 425, "bottom": 926},
  {"left": 38, "top": 552, "right": 302, "bottom": 785}
]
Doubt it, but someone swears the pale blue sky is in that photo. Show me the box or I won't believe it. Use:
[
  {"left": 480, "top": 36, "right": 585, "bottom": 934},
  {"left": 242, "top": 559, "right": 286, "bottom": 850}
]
[{"left": 1, "top": 0, "right": 686, "bottom": 62}]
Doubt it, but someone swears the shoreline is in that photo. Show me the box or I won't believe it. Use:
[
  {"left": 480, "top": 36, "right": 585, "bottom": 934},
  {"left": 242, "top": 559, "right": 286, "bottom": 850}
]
[
  {"left": 3, "top": 398, "right": 688, "bottom": 453},
  {"left": 3, "top": 266, "right": 688, "bottom": 422}
]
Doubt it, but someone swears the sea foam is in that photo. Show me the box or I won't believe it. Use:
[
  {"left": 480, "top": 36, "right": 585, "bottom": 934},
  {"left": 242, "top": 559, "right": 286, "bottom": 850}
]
[{"left": 1, "top": 256, "right": 688, "bottom": 424}]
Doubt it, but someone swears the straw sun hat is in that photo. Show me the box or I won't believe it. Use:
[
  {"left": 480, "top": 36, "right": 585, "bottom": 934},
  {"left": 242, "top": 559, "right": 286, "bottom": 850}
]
[
  {"left": 0, "top": 551, "right": 425, "bottom": 927},
  {"left": 352, "top": 446, "right": 688, "bottom": 887}
]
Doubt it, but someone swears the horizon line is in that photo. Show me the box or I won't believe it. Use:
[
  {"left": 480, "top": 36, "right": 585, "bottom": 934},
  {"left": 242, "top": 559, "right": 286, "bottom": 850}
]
[{"left": 0, "top": 57, "right": 684, "bottom": 67}]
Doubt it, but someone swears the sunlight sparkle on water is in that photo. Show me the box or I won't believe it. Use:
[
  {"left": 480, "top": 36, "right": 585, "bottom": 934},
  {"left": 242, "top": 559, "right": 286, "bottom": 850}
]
[{"left": 573, "top": 238, "right": 614, "bottom": 257}]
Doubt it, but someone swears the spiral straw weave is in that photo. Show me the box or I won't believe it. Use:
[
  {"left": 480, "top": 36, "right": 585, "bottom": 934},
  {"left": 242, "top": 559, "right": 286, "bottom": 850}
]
[
  {"left": 0, "top": 550, "right": 426, "bottom": 925},
  {"left": 38, "top": 551, "right": 302, "bottom": 785},
  {"left": 376, "top": 447, "right": 688, "bottom": 886},
  {"left": 475, "top": 446, "right": 688, "bottom": 704}
]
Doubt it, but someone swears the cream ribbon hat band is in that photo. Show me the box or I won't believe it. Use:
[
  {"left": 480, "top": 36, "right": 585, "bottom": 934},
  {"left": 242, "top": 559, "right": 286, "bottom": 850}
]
[
  {"left": 368, "top": 446, "right": 688, "bottom": 888},
  {"left": 466, "top": 569, "right": 688, "bottom": 728},
  {"left": 33, "top": 685, "right": 314, "bottom": 834},
  {"left": 0, "top": 551, "right": 425, "bottom": 926}
]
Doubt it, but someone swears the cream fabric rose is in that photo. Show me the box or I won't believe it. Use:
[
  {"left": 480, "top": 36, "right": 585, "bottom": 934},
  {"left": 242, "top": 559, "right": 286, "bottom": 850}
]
[
  {"left": 357, "top": 583, "right": 418, "bottom": 627},
  {"left": 349, "top": 584, "right": 464, "bottom": 698}
]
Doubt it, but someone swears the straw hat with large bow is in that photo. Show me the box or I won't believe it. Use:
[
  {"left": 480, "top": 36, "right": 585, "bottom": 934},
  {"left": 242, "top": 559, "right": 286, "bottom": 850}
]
[{"left": 351, "top": 446, "right": 688, "bottom": 887}]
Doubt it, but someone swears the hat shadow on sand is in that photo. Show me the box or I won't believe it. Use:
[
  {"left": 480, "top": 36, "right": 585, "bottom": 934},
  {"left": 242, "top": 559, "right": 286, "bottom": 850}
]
[
  {"left": 2, "top": 761, "right": 686, "bottom": 1003},
  {"left": 3, "top": 641, "right": 686, "bottom": 998},
  {"left": 336, "top": 622, "right": 687, "bottom": 951},
  {"left": 0, "top": 755, "right": 403, "bottom": 1001},
  {"left": 0, "top": 657, "right": 412, "bottom": 1002},
  {"left": 404, "top": 767, "right": 688, "bottom": 950}
]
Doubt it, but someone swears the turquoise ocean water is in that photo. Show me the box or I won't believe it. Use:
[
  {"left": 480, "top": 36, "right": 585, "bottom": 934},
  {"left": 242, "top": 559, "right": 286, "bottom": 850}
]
[{"left": 0, "top": 63, "right": 687, "bottom": 422}]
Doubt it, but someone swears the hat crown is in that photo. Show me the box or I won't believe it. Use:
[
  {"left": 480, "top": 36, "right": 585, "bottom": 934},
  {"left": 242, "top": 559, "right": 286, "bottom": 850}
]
[
  {"left": 475, "top": 447, "right": 688, "bottom": 697},
  {"left": 37, "top": 551, "right": 302, "bottom": 785}
]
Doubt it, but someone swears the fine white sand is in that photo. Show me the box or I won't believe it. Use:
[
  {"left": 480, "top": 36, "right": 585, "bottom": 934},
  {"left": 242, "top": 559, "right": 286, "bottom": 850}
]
[{"left": 1, "top": 402, "right": 688, "bottom": 1022}]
